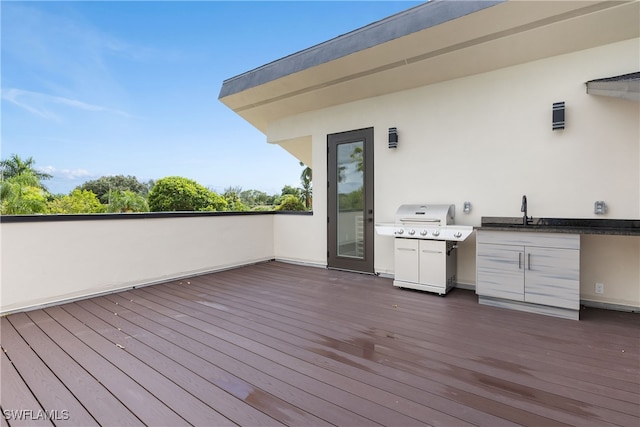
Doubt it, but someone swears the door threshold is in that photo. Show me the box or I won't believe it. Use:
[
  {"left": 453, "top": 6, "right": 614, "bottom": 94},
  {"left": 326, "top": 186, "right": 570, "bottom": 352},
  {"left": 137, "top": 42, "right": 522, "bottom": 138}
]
[{"left": 326, "top": 266, "right": 378, "bottom": 276}]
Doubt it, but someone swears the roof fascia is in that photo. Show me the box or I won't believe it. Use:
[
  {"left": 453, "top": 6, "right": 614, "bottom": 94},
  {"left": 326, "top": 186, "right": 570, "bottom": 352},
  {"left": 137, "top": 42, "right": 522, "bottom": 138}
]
[
  {"left": 218, "top": 0, "right": 504, "bottom": 99},
  {"left": 587, "top": 72, "right": 640, "bottom": 102}
]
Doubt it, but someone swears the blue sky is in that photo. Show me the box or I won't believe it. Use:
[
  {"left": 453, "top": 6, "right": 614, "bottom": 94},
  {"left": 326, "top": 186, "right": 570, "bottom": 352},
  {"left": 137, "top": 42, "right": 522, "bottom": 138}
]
[{"left": 2, "top": 1, "right": 421, "bottom": 195}]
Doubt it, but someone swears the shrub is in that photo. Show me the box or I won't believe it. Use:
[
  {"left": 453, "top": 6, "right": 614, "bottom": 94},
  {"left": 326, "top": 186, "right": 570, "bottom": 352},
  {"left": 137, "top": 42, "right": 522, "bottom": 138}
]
[
  {"left": 148, "top": 176, "right": 227, "bottom": 212},
  {"left": 47, "top": 189, "right": 104, "bottom": 214},
  {"left": 106, "top": 190, "right": 149, "bottom": 213},
  {"left": 275, "top": 194, "right": 306, "bottom": 211}
]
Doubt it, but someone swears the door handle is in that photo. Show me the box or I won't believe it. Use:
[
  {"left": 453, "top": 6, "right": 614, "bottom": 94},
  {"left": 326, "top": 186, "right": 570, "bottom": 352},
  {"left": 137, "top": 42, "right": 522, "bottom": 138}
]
[
  {"left": 518, "top": 252, "right": 522, "bottom": 269},
  {"left": 528, "top": 253, "right": 531, "bottom": 270}
]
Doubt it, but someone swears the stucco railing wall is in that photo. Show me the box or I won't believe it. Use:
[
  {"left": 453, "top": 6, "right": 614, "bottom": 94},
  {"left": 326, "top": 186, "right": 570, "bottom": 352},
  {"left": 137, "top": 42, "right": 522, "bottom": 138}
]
[
  {"left": 273, "top": 212, "right": 325, "bottom": 267},
  {"left": 0, "top": 213, "right": 281, "bottom": 314}
]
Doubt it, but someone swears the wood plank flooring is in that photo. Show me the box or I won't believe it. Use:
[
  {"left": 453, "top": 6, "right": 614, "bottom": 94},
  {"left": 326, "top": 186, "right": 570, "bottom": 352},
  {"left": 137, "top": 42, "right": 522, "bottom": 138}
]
[{"left": 1, "top": 261, "right": 638, "bottom": 426}]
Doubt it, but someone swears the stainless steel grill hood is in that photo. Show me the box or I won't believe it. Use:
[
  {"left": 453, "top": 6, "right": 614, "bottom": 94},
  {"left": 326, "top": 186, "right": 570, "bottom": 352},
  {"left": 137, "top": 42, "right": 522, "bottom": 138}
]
[{"left": 376, "top": 204, "right": 473, "bottom": 241}]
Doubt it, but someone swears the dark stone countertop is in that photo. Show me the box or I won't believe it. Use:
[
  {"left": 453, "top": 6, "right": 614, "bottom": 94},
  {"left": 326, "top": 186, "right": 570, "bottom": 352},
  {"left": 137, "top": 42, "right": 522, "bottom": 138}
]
[{"left": 477, "top": 217, "right": 640, "bottom": 236}]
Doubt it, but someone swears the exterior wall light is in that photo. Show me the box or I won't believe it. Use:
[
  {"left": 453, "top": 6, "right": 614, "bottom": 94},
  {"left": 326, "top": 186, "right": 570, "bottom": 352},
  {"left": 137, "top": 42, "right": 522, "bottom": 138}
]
[
  {"left": 552, "top": 102, "right": 565, "bottom": 130},
  {"left": 463, "top": 201, "right": 472, "bottom": 213},
  {"left": 594, "top": 201, "right": 607, "bottom": 215},
  {"left": 388, "top": 127, "right": 398, "bottom": 148}
]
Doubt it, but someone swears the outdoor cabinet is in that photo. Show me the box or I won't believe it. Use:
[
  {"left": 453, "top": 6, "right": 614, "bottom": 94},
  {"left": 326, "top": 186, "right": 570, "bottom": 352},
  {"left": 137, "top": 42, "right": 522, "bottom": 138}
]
[
  {"left": 394, "top": 238, "right": 419, "bottom": 284},
  {"left": 476, "top": 230, "right": 580, "bottom": 318},
  {"left": 476, "top": 242, "right": 525, "bottom": 300},
  {"left": 394, "top": 238, "right": 455, "bottom": 294}
]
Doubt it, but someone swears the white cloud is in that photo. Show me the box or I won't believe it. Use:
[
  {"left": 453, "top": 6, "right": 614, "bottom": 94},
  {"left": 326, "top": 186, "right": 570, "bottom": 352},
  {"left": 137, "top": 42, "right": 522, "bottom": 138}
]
[
  {"left": 39, "top": 166, "right": 93, "bottom": 180},
  {"left": 2, "top": 88, "right": 132, "bottom": 121}
]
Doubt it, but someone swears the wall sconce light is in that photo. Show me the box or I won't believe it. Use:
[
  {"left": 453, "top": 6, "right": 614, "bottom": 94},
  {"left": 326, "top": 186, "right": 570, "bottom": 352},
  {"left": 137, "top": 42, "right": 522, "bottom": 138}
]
[
  {"left": 594, "top": 201, "right": 607, "bottom": 215},
  {"left": 388, "top": 127, "right": 398, "bottom": 149},
  {"left": 463, "top": 201, "right": 472, "bottom": 214},
  {"left": 552, "top": 102, "right": 565, "bottom": 130}
]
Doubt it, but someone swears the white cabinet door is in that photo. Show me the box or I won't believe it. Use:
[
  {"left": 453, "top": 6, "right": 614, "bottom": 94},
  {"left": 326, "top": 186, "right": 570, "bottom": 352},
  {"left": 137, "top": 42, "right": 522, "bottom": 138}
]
[
  {"left": 394, "top": 238, "right": 418, "bottom": 284},
  {"left": 419, "top": 240, "right": 446, "bottom": 286},
  {"left": 477, "top": 243, "right": 525, "bottom": 301},
  {"left": 525, "top": 246, "right": 580, "bottom": 309}
]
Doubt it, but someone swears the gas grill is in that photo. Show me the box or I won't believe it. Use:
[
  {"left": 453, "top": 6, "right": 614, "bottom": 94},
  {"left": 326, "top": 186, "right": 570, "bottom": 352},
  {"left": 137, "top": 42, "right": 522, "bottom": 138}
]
[{"left": 376, "top": 204, "right": 473, "bottom": 295}]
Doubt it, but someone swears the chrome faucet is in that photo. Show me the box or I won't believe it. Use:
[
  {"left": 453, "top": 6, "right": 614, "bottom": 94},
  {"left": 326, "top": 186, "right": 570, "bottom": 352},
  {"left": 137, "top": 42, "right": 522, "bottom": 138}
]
[{"left": 521, "top": 195, "right": 533, "bottom": 226}]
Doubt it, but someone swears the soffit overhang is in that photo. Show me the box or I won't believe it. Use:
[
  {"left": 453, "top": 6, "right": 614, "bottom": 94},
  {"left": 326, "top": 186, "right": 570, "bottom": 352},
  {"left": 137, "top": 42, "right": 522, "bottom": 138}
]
[
  {"left": 586, "top": 72, "right": 640, "bottom": 102},
  {"left": 219, "top": 0, "right": 640, "bottom": 133}
]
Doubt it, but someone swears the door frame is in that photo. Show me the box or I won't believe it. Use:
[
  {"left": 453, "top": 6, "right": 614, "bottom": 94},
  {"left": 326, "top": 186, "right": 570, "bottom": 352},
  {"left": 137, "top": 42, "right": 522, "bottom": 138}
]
[{"left": 327, "top": 127, "right": 374, "bottom": 273}]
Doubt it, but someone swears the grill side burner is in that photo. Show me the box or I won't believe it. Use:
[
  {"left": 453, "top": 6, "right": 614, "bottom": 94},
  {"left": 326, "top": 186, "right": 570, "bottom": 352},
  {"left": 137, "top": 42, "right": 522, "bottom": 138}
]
[{"left": 376, "top": 204, "right": 474, "bottom": 295}]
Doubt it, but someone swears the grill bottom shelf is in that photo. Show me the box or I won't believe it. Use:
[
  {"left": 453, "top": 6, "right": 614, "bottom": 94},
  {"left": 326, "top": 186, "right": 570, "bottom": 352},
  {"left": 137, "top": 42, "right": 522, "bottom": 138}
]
[{"left": 393, "top": 279, "right": 455, "bottom": 296}]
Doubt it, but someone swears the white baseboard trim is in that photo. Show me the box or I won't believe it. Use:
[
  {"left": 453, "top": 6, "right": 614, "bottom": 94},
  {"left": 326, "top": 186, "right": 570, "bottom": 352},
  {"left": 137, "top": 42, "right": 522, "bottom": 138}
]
[
  {"left": 275, "top": 258, "right": 327, "bottom": 269},
  {"left": 1, "top": 258, "right": 275, "bottom": 317}
]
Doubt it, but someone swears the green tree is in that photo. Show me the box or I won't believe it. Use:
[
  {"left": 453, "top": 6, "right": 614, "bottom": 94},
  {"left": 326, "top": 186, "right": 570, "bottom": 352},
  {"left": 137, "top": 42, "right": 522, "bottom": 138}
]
[
  {"left": 250, "top": 205, "right": 275, "bottom": 212},
  {"left": 338, "top": 187, "right": 364, "bottom": 211},
  {"left": 350, "top": 145, "right": 364, "bottom": 172},
  {"left": 0, "top": 154, "right": 53, "bottom": 181},
  {"left": 0, "top": 154, "right": 52, "bottom": 189},
  {"left": 148, "top": 176, "right": 227, "bottom": 212},
  {"left": 275, "top": 194, "right": 306, "bottom": 211},
  {"left": 239, "top": 189, "right": 276, "bottom": 208},
  {"left": 338, "top": 146, "right": 364, "bottom": 183},
  {"left": 143, "top": 179, "right": 155, "bottom": 195},
  {"left": 223, "top": 186, "right": 249, "bottom": 211},
  {"left": 106, "top": 190, "right": 149, "bottom": 213},
  {"left": 273, "top": 185, "right": 300, "bottom": 206},
  {"left": 0, "top": 172, "right": 48, "bottom": 214},
  {"left": 77, "top": 175, "right": 150, "bottom": 203},
  {"left": 281, "top": 184, "right": 301, "bottom": 198},
  {"left": 48, "top": 189, "right": 105, "bottom": 214},
  {"left": 299, "top": 162, "right": 312, "bottom": 210}
]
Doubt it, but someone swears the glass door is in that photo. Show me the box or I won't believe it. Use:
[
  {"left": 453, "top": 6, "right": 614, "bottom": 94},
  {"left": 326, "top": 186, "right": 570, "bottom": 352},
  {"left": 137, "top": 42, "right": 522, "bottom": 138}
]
[{"left": 327, "top": 128, "right": 374, "bottom": 273}]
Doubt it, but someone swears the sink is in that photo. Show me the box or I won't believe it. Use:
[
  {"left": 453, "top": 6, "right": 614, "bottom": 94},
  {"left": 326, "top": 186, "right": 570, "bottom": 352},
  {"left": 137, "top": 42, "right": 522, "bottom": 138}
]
[
  {"left": 481, "top": 217, "right": 551, "bottom": 228},
  {"left": 481, "top": 216, "right": 599, "bottom": 229}
]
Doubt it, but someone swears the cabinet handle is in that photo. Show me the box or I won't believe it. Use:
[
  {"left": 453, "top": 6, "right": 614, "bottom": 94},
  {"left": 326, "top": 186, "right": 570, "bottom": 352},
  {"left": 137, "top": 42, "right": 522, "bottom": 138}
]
[
  {"left": 397, "top": 248, "right": 416, "bottom": 252},
  {"left": 518, "top": 252, "right": 522, "bottom": 269},
  {"left": 528, "top": 253, "right": 531, "bottom": 270}
]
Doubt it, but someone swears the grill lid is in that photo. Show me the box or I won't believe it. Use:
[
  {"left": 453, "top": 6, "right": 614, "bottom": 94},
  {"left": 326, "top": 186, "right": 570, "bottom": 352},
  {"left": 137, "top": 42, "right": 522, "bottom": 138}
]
[
  {"left": 376, "top": 203, "right": 472, "bottom": 241},
  {"left": 395, "top": 204, "right": 455, "bottom": 225}
]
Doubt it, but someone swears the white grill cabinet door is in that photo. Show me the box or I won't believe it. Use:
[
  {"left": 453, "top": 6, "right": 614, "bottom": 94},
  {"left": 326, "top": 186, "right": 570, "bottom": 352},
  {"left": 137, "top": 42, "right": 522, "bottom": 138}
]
[
  {"left": 476, "top": 243, "right": 525, "bottom": 301},
  {"left": 419, "top": 240, "right": 447, "bottom": 286},
  {"left": 394, "top": 238, "right": 418, "bottom": 284}
]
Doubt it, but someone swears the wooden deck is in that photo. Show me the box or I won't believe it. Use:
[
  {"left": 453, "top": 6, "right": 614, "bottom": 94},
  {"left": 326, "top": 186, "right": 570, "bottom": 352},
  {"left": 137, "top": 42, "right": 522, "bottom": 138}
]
[{"left": 1, "top": 261, "right": 638, "bottom": 426}]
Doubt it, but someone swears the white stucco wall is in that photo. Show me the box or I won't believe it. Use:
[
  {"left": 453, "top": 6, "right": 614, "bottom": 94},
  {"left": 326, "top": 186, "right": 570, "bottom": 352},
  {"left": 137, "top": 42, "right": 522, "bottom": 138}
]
[
  {"left": 0, "top": 215, "right": 274, "bottom": 314},
  {"left": 273, "top": 213, "right": 325, "bottom": 266},
  {"left": 268, "top": 39, "right": 640, "bottom": 308}
]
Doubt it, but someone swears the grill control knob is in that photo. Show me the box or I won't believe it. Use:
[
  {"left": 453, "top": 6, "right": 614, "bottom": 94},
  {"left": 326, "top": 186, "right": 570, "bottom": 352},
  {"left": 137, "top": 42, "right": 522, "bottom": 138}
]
[
  {"left": 420, "top": 230, "right": 428, "bottom": 236},
  {"left": 408, "top": 229, "right": 416, "bottom": 236},
  {"left": 454, "top": 231, "right": 462, "bottom": 238},
  {"left": 396, "top": 229, "right": 404, "bottom": 235},
  {"left": 432, "top": 230, "right": 440, "bottom": 237}
]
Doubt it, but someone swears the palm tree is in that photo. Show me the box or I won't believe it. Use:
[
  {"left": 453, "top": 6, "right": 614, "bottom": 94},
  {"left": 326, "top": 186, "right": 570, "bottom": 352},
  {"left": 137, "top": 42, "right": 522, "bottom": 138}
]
[
  {"left": 106, "top": 190, "right": 149, "bottom": 213},
  {"left": 350, "top": 146, "right": 364, "bottom": 172},
  {"left": 299, "top": 162, "right": 312, "bottom": 209},
  {"left": 0, "top": 171, "right": 48, "bottom": 214},
  {"left": 0, "top": 154, "right": 52, "bottom": 189}
]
